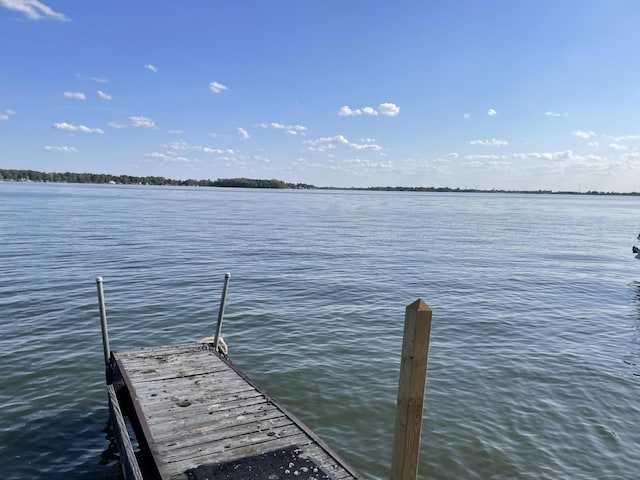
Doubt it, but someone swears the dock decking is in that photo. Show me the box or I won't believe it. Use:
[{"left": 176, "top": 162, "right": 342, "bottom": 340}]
[{"left": 110, "top": 343, "right": 361, "bottom": 480}]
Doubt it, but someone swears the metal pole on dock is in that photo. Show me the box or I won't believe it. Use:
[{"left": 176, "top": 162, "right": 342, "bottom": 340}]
[
  {"left": 213, "top": 272, "right": 231, "bottom": 353},
  {"left": 391, "top": 299, "right": 432, "bottom": 480},
  {"left": 96, "top": 276, "right": 111, "bottom": 381}
]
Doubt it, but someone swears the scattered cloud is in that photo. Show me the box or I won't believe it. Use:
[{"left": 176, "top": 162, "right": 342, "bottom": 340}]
[
  {"left": 338, "top": 105, "right": 378, "bottom": 116},
  {"left": 304, "top": 134, "right": 383, "bottom": 153},
  {"left": 163, "top": 141, "right": 234, "bottom": 155},
  {"left": 487, "top": 108, "right": 497, "bottom": 116},
  {"left": 108, "top": 121, "right": 127, "bottom": 129},
  {"left": 443, "top": 152, "right": 459, "bottom": 159},
  {"left": 129, "top": 116, "right": 156, "bottom": 128},
  {"left": 77, "top": 74, "right": 108, "bottom": 83},
  {"left": 463, "top": 113, "right": 471, "bottom": 119},
  {"left": 511, "top": 151, "right": 576, "bottom": 161},
  {"left": 1, "top": 109, "right": 15, "bottom": 121},
  {"left": 0, "top": 0, "right": 69, "bottom": 21},
  {"left": 168, "top": 129, "right": 183, "bottom": 134},
  {"left": 572, "top": 130, "right": 596, "bottom": 139},
  {"left": 258, "top": 122, "right": 307, "bottom": 135},
  {"left": 64, "top": 91, "right": 86, "bottom": 100},
  {"left": 237, "top": 127, "right": 250, "bottom": 140},
  {"left": 588, "top": 142, "right": 599, "bottom": 147},
  {"left": 469, "top": 138, "right": 509, "bottom": 147},
  {"left": 338, "top": 102, "right": 399, "bottom": 117},
  {"left": 97, "top": 90, "right": 112, "bottom": 100},
  {"left": 52, "top": 122, "right": 104, "bottom": 134},
  {"left": 345, "top": 158, "right": 393, "bottom": 170},
  {"left": 209, "top": 81, "right": 228, "bottom": 93},
  {"left": 145, "top": 151, "right": 197, "bottom": 163},
  {"left": 609, "top": 143, "right": 628, "bottom": 150},
  {"left": 464, "top": 154, "right": 502, "bottom": 161},
  {"left": 611, "top": 134, "right": 640, "bottom": 142},
  {"left": 378, "top": 103, "right": 400, "bottom": 116},
  {"left": 145, "top": 64, "right": 158, "bottom": 73},
  {"left": 44, "top": 145, "right": 77, "bottom": 152}
]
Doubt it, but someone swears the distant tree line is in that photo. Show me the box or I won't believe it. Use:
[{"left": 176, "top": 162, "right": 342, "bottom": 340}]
[
  {"left": 0, "top": 169, "right": 315, "bottom": 189},
  {"left": 1, "top": 168, "right": 638, "bottom": 195}
]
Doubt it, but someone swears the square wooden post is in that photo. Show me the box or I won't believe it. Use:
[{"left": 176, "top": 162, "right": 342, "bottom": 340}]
[{"left": 391, "top": 299, "right": 432, "bottom": 480}]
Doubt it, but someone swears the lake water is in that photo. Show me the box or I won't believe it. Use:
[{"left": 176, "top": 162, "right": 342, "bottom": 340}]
[{"left": 1, "top": 182, "right": 639, "bottom": 479}]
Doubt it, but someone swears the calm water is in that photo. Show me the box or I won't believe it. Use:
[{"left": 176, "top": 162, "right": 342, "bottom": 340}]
[{"left": 1, "top": 182, "right": 639, "bottom": 479}]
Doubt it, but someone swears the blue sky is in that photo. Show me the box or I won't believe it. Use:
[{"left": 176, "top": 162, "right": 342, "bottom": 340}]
[{"left": 1, "top": 1, "right": 639, "bottom": 190}]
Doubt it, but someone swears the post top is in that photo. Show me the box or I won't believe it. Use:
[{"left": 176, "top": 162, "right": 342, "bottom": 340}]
[{"left": 96, "top": 276, "right": 103, "bottom": 283}]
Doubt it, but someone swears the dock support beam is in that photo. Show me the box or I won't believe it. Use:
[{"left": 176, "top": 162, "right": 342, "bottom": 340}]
[
  {"left": 391, "top": 299, "right": 432, "bottom": 480},
  {"left": 214, "top": 272, "right": 231, "bottom": 353},
  {"left": 96, "top": 276, "right": 111, "bottom": 382}
]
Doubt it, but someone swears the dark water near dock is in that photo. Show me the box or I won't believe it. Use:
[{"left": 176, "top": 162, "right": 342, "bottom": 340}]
[{"left": 1, "top": 182, "right": 639, "bottom": 479}]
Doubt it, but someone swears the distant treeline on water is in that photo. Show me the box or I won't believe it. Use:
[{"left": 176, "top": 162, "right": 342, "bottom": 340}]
[
  {"left": 0, "top": 169, "right": 313, "bottom": 189},
  {"left": 1, "top": 168, "right": 638, "bottom": 195}
]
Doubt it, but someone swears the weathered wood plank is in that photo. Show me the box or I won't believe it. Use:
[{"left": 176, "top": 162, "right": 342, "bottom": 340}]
[
  {"left": 113, "top": 344, "right": 360, "bottom": 480},
  {"left": 163, "top": 431, "right": 310, "bottom": 476},
  {"left": 150, "top": 400, "right": 282, "bottom": 440}
]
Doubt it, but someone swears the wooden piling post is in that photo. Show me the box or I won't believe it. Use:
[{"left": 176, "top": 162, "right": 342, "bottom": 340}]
[{"left": 391, "top": 299, "right": 432, "bottom": 480}]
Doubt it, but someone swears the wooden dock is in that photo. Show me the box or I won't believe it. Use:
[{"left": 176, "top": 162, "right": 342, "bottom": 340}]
[
  {"left": 98, "top": 275, "right": 431, "bottom": 480},
  {"left": 108, "top": 342, "right": 361, "bottom": 480}
]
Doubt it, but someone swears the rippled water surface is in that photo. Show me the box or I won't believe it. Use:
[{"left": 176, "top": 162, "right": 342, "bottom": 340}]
[{"left": 1, "top": 183, "right": 639, "bottom": 479}]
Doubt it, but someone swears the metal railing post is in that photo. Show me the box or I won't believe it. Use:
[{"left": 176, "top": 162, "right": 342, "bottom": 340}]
[
  {"left": 96, "top": 276, "right": 111, "bottom": 381},
  {"left": 213, "top": 272, "right": 231, "bottom": 353}
]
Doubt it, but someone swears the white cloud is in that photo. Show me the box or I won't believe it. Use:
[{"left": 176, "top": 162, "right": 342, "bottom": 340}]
[
  {"left": 145, "top": 64, "right": 158, "bottom": 73},
  {"left": 622, "top": 152, "right": 640, "bottom": 160},
  {"left": 0, "top": 0, "right": 69, "bottom": 21},
  {"left": 64, "top": 91, "right": 85, "bottom": 100},
  {"left": 511, "top": 151, "right": 577, "bottom": 161},
  {"left": 163, "top": 141, "right": 234, "bottom": 155},
  {"left": 339, "top": 103, "right": 399, "bottom": 117},
  {"left": 97, "top": 90, "right": 112, "bottom": 100},
  {"left": 258, "top": 122, "right": 307, "bottom": 135},
  {"left": 168, "top": 129, "right": 183, "bottom": 134},
  {"left": 338, "top": 106, "right": 361, "bottom": 116},
  {"left": 237, "top": 127, "right": 250, "bottom": 139},
  {"left": 463, "top": 113, "right": 471, "bottom": 119},
  {"left": 611, "top": 134, "right": 640, "bottom": 142},
  {"left": 0, "top": 113, "right": 8, "bottom": 121},
  {"left": 5, "top": 109, "right": 16, "bottom": 115},
  {"left": 572, "top": 130, "right": 596, "bottom": 139},
  {"left": 129, "top": 116, "right": 156, "bottom": 128},
  {"left": 145, "top": 151, "right": 196, "bottom": 163},
  {"left": 209, "top": 81, "right": 228, "bottom": 93},
  {"left": 108, "top": 121, "right": 127, "bottom": 129},
  {"left": 464, "top": 154, "right": 502, "bottom": 160},
  {"left": 346, "top": 158, "right": 392, "bottom": 169},
  {"left": 487, "top": 108, "right": 497, "bottom": 116},
  {"left": 44, "top": 145, "right": 77, "bottom": 152},
  {"left": 52, "top": 122, "right": 104, "bottom": 134},
  {"left": 304, "top": 134, "right": 383, "bottom": 153},
  {"left": 443, "top": 152, "right": 459, "bottom": 159},
  {"left": 609, "top": 143, "right": 628, "bottom": 150},
  {"left": 378, "top": 103, "right": 400, "bottom": 116},
  {"left": 349, "top": 142, "right": 383, "bottom": 152},
  {"left": 469, "top": 138, "right": 509, "bottom": 147},
  {"left": 588, "top": 142, "right": 599, "bottom": 147}
]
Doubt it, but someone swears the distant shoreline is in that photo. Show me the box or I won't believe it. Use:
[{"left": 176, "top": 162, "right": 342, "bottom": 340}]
[{"left": 1, "top": 168, "right": 638, "bottom": 196}]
